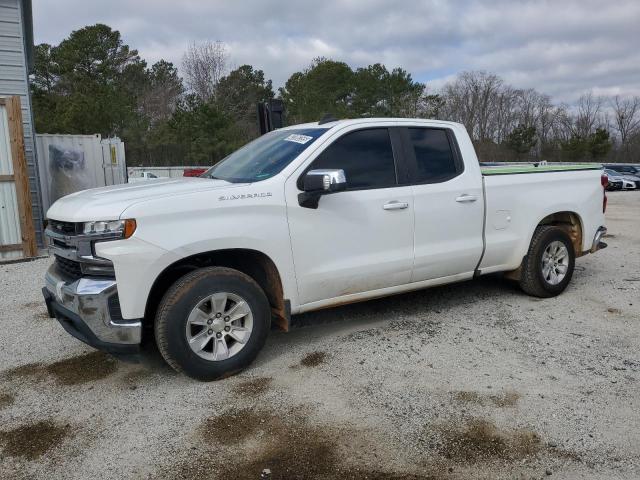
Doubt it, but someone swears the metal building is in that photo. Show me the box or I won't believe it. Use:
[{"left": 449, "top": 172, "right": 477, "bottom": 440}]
[{"left": 0, "top": 0, "right": 43, "bottom": 248}]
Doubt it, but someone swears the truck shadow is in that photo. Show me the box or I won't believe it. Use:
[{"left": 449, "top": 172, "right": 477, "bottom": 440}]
[
  {"left": 136, "top": 274, "right": 523, "bottom": 375},
  {"left": 254, "top": 273, "right": 526, "bottom": 367},
  {"left": 288, "top": 273, "right": 519, "bottom": 331}
]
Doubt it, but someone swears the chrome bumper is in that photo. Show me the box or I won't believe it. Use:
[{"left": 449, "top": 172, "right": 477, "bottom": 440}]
[
  {"left": 590, "top": 226, "right": 608, "bottom": 254},
  {"left": 44, "top": 265, "right": 142, "bottom": 350}
]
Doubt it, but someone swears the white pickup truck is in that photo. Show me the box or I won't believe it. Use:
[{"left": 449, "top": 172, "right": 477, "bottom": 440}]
[
  {"left": 43, "top": 118, "right": 608, "bottom": 380},
  {"left": 127, "top": 171, "right": 165, "bottom": 183}
]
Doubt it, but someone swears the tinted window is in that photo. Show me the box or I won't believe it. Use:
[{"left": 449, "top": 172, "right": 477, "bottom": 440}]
[
  {"left": 408, "top": 128, "right": 458, "bottom": 183},
  {"left": 306, "top": 128, "right": 396, "bottom": 189}
]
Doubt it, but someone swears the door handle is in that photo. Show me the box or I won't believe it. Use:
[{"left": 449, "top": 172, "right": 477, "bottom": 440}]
[
  {"left": 455, "top": 194, "right": 478, "bottom": 203},
  {"left": 383, "top": 201, "right": 409, "bottom": 210}
]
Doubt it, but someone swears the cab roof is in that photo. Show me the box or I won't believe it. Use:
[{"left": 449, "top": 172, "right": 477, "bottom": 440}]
[{"left": 282, "top": 117, "right": 463, "bottom": 131}]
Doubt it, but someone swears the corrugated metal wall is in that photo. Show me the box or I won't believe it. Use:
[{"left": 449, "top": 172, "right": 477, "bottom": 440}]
[
  {"left": 101, "top": 137, "right": 127, "bottom": 186},
  {"left": 0, "top": 101, "right": 22, "bottom": 260},
  {"left": 36, "top": 134, "right": 127, "bottom": 214},
  {"left": 0, "top": 0, "right": 43, "bottom": 247}
]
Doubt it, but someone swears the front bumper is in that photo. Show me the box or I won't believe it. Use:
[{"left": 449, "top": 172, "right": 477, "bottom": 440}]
[{"left": 43, "top": 265, "right": 141, "bottom": 354}]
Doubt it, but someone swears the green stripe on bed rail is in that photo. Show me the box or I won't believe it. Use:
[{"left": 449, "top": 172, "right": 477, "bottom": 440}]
[{"left": 481, "top": 163, "right": 602, "bottom": 175}]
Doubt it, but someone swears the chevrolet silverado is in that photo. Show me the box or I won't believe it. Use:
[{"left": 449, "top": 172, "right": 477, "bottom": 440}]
[{"left": 43, "top": 118, "right": 608, "bottom": 380}]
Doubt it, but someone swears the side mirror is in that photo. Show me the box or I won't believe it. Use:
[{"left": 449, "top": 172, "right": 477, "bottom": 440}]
[{"left": 298, "top": 169, "right": 347, "bottom": 209}]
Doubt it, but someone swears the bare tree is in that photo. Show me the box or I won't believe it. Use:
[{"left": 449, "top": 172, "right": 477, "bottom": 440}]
[
  {"left": 439, "top": 71, "right": 505, "bottom": 142},
  {"left": 571, "top": 92, "right": 603, "bottom": 137},
  {"left": 182, "top": 40, "right": 228, "bottom": 101},
  {"left": 611, "top": 95, "right": 640, "bottom": 160}
]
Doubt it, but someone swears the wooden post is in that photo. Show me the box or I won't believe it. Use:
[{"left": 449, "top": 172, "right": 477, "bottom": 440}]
[{"left": 2, "top": 96, "right": 37, "bottom": 257}]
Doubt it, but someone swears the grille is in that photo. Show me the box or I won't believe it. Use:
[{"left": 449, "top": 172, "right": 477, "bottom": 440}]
[
  {"left": 49, "top": 220, "right": 79, "bottom": 235},
  {"left": 108, "top": 295, "right": 123, "bottom": 321},
  {"left": 54, "top": 255, "right": 82, "bottom": 280}
]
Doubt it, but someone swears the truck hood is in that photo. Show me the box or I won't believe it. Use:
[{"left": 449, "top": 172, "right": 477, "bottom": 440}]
[{"left": 47, "top": 178, "right": 246, "bottom": 222}]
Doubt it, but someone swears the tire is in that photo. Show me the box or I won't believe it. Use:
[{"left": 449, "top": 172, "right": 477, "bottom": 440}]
[
  {"left": 155, "top": 267, "right": 271, "bottom": 381},
  {"left": 518, "top": 225, "right": 576, "bottom": 298}
]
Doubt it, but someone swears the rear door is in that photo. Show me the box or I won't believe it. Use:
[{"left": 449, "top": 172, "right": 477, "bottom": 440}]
[
  {"left": 403, "top": 127, "right": 484, "bottom": 281},
  {"left": 285, "top": 127, "right": 415, "bottom": 306}
]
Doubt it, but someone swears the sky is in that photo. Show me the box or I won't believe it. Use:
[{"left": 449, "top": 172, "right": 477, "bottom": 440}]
[{"left": 32, "top": 0, "right": 640, "bottom": 104}]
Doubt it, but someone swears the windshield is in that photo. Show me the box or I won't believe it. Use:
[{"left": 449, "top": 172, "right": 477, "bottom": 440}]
[
  {"left": 605, "top": 170, "right": 620, "bottom": 177},
  {"left": 202, "top": 128, "right": 326, "bottom": 183}
]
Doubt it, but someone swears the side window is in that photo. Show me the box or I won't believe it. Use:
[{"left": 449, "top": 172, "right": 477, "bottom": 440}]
[
  {"left": 304, "top": 128, "right": 397, "bottom": 190},
  {"left": 408, "top": 128, "right": 460, "bottom": 183}
]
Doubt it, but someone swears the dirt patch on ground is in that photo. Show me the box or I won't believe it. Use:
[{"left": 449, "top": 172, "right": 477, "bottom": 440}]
[
  {"left": 435, "top": 418, "right": 541, "bottom": 462},
  {"left": 173, "top": 408, "right": 441, "bottom": 480},
  {"left": 0, "top": 391, "right": 14, "bottom": 409},
  {"left": 454, "top": 390, "right": 521, "bottom": 408},
  {"left": 300, "top": 351, "right": 328, "bottom": 367},
  {"left": 202, "top": 408, "right": 274, "bottom": 446},
  {"left": 0, "top": 420, "right": 72, "bottom": 460},
  {"left": 47, "top": 351, "right": 118, "bottom": 385},
  {"left": 2, "top": 362, "right": 44, "bottom": 381},
  {"left": 22, "top": 301, "right": 42, "bottom": 309},
  {"left": 231, "top": 377, "right": 273, "bottom": 397},
  {"left": 1, "top": 351, "right": 118, "bottom": 386}
]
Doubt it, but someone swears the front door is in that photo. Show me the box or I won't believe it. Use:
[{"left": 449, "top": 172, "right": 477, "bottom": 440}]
[{"left": 285, "top": 127, "right": 414, "bottom": 306}]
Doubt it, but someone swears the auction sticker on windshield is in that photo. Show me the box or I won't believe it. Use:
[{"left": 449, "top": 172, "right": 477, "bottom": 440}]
[{"left": 284, "top": 133, "right": 314, "bottom": 144}]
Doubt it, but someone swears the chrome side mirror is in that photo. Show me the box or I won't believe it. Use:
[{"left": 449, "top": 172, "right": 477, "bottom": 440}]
[
  {"left": 299, "top": 169, "right": 347, "bottom": 208},
  {"left": 303, "top": 169, "right": 347, "bottom": 193}
]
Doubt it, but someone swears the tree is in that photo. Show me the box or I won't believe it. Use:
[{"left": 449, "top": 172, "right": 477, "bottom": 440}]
[
  {"left": 439, "top": 71, "right": 505, "bottom": 142},
  {"left": 140, "top": 60, "right": 184, "bottom": 127},
  {"left": 31, "top": 43, "right": 60, "bottom": 133},
  {"left": 162, "top": 95, "right": 237, "bottom": 164},
  {"left": 588, "top": 128, "right": 612, "bottom": 159},
  {"left": 31, "top": 24, "right": 145, "bottom": 136},
  {"left": 572, "top": 93, "right": 602, "bottom": 138},
  {"left": 216, "top": 65, "right": 274, "bottom": 140},
  {"left": 559, "top": 128, "right": 611, "bottom": 161},
  {"left": 561, "top": 135, "right": 588, "bottom": 161},
  {"left": 505, "top": 124, "right": 537, "bottom": 157},
  {"left": 279, "top": 58, "right": 354, "bottom": 123},
  {"left": 30, "top": 43, "right": 56, "bottom": 94},
  {"left": 351, "top": 64, "right": 425, "bottom": 117},
  {"left": 182, "top": 40, "right": 228, "bottom": 101},
  {"left": 610, "top": 96, "right": 640, "bottom": 161}
]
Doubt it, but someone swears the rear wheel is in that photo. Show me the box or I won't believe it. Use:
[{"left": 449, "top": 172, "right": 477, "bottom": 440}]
[
  {"left": 155, "top": 267, "right": 270, "bottom": 381},
  {"left": 519, "top": 226, "right": 575, "bottom": 298}
]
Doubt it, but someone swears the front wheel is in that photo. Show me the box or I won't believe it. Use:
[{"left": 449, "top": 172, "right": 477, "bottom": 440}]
[
  {"left": 155, "top": 267, "right": 271, "bottom": 381},
  {"left": 519, "top": 226, "right": 576, "bottom": 298}
]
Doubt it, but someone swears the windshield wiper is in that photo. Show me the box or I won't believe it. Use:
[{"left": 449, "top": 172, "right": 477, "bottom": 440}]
[{"left": 202, "top": 173, "right": 221, "bottom": 180}]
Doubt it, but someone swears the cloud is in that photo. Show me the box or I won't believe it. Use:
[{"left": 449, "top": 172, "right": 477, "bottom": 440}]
[{"left": 32, "top": 0, "right": 640, "bottom": 103}]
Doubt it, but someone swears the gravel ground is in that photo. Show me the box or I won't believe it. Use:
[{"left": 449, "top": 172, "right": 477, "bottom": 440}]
[{"left": 1, "top": 191, "right": 638, "bottom": 480}]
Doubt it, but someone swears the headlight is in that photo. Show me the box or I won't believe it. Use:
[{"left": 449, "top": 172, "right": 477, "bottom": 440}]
[{"left": 82, "top": 219, "right": 137, "bottom": 239}]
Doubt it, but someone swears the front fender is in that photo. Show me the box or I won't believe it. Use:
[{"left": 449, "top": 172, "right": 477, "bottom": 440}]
[{"left": 98, "top": 184, "right": 297, "bottom": 319}]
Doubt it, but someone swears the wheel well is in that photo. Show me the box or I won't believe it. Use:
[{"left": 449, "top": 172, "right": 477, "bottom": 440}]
[
  {"left": 537, "top": 211, "right": 583, "bottom": 256},
  {"left": 504, "top": 211, "right": 583, "bottom": 281},
  {"left": 144, "top": 249, "right": 288, "bottom": 331}
]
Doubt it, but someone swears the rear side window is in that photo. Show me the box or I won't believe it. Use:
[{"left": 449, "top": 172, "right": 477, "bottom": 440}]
[
  {"left": 304, "top": 128, "right": 397, "bottom": 190},
  {"left": 408, "top": 128, "right": 459, "bottom": 183}
]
